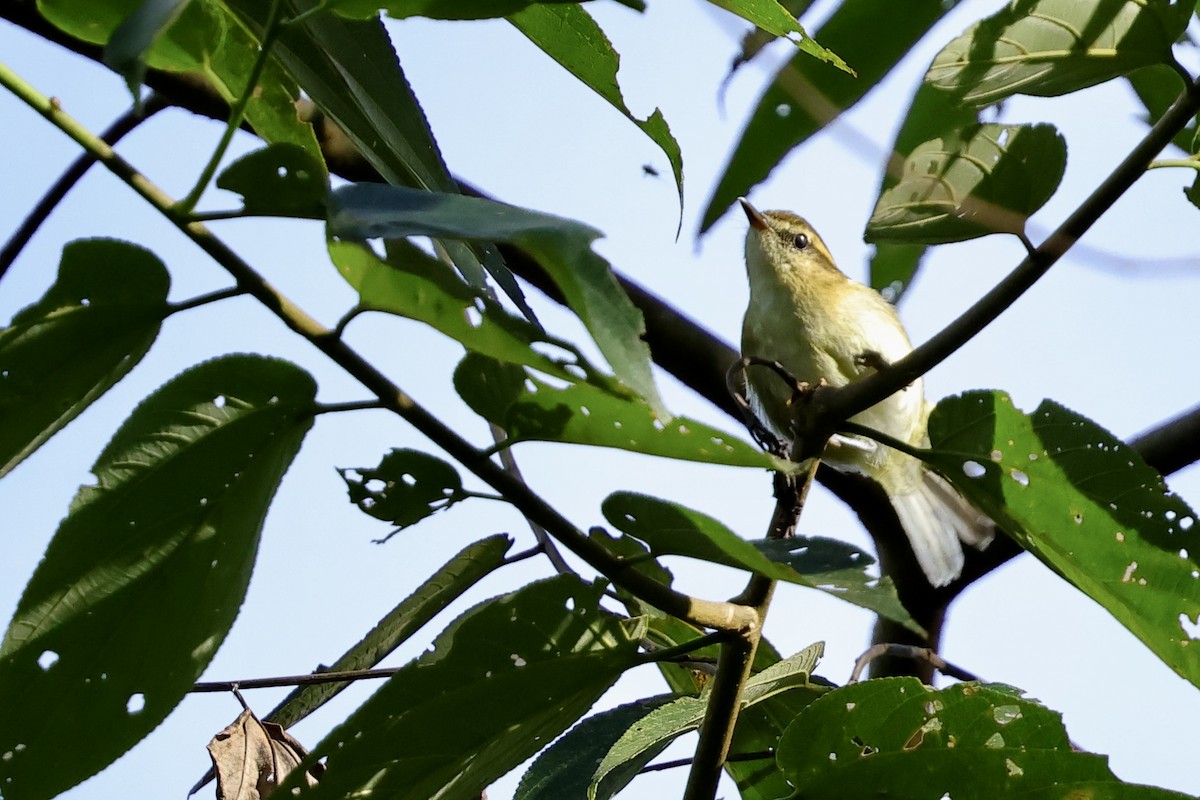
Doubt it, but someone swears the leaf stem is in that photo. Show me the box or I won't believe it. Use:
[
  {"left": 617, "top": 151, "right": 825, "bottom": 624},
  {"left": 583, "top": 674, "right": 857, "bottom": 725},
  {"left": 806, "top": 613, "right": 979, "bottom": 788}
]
[
  {"left": 0, "top": 60, "right": 754, "bottom": 634},
  {"left": 166, "top": 285, "right": 246, "bottom": 314},
  {"left": 174, "top": 0, "right": 284, "bottom": 213}
]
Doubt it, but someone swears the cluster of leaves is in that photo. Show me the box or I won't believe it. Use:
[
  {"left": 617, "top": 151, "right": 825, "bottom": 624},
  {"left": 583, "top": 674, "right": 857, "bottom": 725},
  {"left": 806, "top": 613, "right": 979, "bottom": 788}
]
[{"left": 1, "top": 0, "right": 1199, "bottom": 799}]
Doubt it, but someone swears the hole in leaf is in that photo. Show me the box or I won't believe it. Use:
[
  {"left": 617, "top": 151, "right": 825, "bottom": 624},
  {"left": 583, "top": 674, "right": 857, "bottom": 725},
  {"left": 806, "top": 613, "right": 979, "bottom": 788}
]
[
  {"left": 992, "top": 705, "right": 1021, "bottom": 725},
  {"left": 774, "top": 103, "right": 791, "bottom": 117},
  {"left": 213, "top": 395, "right": 227, "bottom": 409},
  {"left": 126, "top": 693, "right": 146, "bottom": 714},
  {"left": 962, "top": 461, "right": 986, "bottom": 478},
  {"left": 37, "top": 651, "right": 58, "bottom": 670},
  {"left": 1179, "top": 613, "right": 1200, "bottom": 640},
  {"left": 1181, "top": 517, "right": 1195, "bottom": 531},
  {"left": 1009, "top": 469, "right": 1029, "bottom": 486},
  {"left": 276, "top": 166, "right": 288, "bottom": 178}
]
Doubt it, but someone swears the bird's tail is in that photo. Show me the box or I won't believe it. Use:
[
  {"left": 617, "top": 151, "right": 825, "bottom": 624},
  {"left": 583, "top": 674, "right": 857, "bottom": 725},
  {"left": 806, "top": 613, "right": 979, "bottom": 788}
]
[{"left": 890, "top": 469, "right": 994, "bottom": 588}]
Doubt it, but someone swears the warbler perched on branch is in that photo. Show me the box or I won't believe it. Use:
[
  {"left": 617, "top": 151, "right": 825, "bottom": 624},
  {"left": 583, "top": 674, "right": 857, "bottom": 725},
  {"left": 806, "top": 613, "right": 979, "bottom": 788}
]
[{"left": 737, "top": 198, "right": 991, "bottom": 587}]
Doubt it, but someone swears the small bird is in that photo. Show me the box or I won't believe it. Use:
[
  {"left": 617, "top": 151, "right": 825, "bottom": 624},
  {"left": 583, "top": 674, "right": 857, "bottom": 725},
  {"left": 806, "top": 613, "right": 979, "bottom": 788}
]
[{"left": 737, "top": 197, "right": 991, "bottom": 587}]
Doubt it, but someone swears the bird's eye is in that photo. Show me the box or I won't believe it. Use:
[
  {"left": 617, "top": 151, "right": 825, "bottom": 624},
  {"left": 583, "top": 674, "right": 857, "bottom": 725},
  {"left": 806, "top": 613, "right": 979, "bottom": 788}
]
[{"left": 792, "top": 233, "right": 810, "bottom": 250}]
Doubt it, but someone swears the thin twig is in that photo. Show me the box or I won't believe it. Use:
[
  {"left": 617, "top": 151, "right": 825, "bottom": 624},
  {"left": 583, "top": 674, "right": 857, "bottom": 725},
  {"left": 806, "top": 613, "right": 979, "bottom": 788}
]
[
  {"left": 490, "top": 422, "right": 574, "bottom": 576},
  {"left": 683, "top": 454, "right": 819, "bottom": 799},
  {"left": 0, "top": 62, "right": 754, "bottom": 635},
  {"left": 175, "top": 0, "right": 283, "bottom": 212},
  {"left": 193, "top": 665, "right": 402, "bottom": 693},
  {"left": 820, "top": 71, "right": 1200, "bottom": 428},
  {"left": 166, "top": 285, "right": 246, "bottom": 314},
  {"left": 0, "top": 92, "right": 168, "bottom": 282},
  {"left": 849, "top": 643, "right": 981, "bottom": 684},
  {"left": 641, "top": 750, "right": 775, "bottom": 775},
  {"left": 313, "top": 399, "right": 385, "bottom": 415}
]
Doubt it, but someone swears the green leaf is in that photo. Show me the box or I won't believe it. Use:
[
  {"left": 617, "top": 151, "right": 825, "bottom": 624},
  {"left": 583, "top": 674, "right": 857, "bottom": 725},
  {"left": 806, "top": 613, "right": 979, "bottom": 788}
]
[
  {"left": 866, "top": 82, "right": 979, "bottom": 297},
  {"left": 514, "top": 696, "right": 677, "bottom": 800},
  {"left": 215, "top": 143, "right": 329, "bottom": 217},
  {"left": 706, "top": 0, "right": 852, "bottom": 75},
  {"left": 0, "top": 239, "right": 169, "bottom": 478},
  {"left": 925, "top": 391, "right": 1200, "bottom": 688},
  {"left": 40, "top": 0, "right": 324, "bottom": 159},
  {"left": 281, "top": 576, "right": 643, "bottom": 800},
  {"left": 926, "top": 0, "right": 1193, "bottom": 107},
  {"left": 866, "top": 123, "right": 1066, "bottom": 244},
  {"left": 329, "top": 184, "right": 666, "bottom": 415},
  {"left": 339, "top": 447, "right": 468, "bottom": 533},
  {"left": 1125, "top": 64, "right": 1197, "bottom": 153},
  {"left": 223, "top": 0, "right": 528, "bottom": 315},
  {"left": 602, "top": 492, "right": 922, "bottom": 633},
  {"left": 626, "top": 613, "right": 818, "bottom": 800},
  {"left": 508, "top": 4, "right": 684, "bottom": 221},
  {"left": 454, "top": 353, "right": 776, "bottom": 469},
  {"left": 589, "top": 643, "right": 827, "bottom": 799},
  {"left": 0, "top": 355, "right": 316, "bottom": 799},
  {"left": 867, "top": 243, "right": 925, "bottom": 303},
  {"left": 701, "top": 0, "right": 955, "bottom": 233},
  {"left": 329, "top": 0, "right": 584, "bottom": 20},
  {"left": 103, "top": 0, "right": 192, "bottom": 99},
  {"left": 778, "top": 678, "right": 1194, "bottom": 799},
  {"left": 329, "top": 239, "right": 596, "bottom": 383},
  {"left": 266, "top": 535, "right": 512, "bottom": 729}
]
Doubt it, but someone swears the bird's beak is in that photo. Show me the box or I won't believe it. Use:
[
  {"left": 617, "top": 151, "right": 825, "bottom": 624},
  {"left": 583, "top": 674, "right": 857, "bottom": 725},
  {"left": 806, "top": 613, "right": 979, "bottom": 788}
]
[{"left": 738, "top": 197, "right": 769, "bottom": 231}]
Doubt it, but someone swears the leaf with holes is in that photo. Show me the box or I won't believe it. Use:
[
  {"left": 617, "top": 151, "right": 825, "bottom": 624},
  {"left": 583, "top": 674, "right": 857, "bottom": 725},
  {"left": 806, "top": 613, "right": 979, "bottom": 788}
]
[
  {"left": 778, "top": 678, "right": 1193, "bottom": 799},
  {"left": 216, "top": 143, "right": 329, "bottom": 218},
  {"left": 453, "top": 353, "right": 777, "bottom": 470},
  {"left": 0, "top": 355, "right": 315, "bottom": 799},
  {"left": 924, "top": 391, "right": 1200, "bottom": 688},
  {"left": 340, "top": 448, "right": 468, "bottom": 534},
  {"left": 0, "top": 239, "right": 169, "bottom": 479},
  {"left": 602, "top": 492, "right": 921, "bottom": 633},
  {"left": 329, "top": 184, "right": 663, "bottom": 416},
  {"left": 706, "top": 0, "right": 852, "bottom": 75},
  {"left": 926, "top": 0, "right": 1193, "bottom": 107},
  {"left": 278, "top": 576, "right": 643, "bottom": 799},
  {"left": 866, "top": 123, "right": 1065, "bottom": 244}
]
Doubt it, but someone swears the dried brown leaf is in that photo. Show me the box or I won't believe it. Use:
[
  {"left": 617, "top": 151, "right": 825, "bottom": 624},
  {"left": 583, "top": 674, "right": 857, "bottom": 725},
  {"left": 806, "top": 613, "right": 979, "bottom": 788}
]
[{"left": 207, "top": 708, "right": 321, "bottom": 799}]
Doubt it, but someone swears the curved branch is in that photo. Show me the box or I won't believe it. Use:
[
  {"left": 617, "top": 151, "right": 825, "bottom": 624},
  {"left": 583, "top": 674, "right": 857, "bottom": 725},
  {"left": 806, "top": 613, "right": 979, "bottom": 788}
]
[
  {"left": 0, "top": 61, "right": 756, "bottom": 635},
  {"left": 7, "top": 8, "right": 1200, "bottom": 667},
  {"left": 820, "top": 72, "right": 1200, "bottom": 426}
]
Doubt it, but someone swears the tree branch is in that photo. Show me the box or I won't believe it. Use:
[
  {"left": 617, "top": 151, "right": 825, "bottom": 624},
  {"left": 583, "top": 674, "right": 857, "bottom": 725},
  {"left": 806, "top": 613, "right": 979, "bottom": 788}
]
[
  {"left": 7, "top": 9, "right": 1200, "bottom": 675},
  {"left": 0, "top": 60, "right": 757, "bottom": 635}
]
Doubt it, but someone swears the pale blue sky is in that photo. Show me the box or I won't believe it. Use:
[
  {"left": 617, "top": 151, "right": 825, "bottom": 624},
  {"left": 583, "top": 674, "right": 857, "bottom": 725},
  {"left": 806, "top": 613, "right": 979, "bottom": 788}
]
[{"left": 2, "top": 1, "right": 1200, "bottom": 797}]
